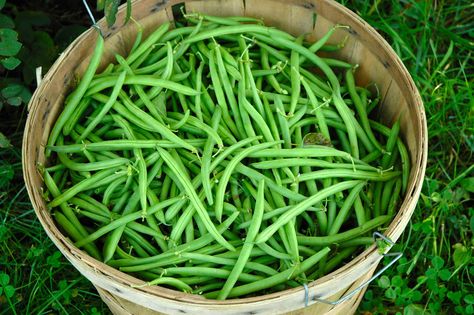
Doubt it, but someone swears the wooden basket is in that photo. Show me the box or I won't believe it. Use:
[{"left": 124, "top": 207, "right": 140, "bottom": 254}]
[{"left": 22, "top": 0, "right": 427, "bottom": 314}]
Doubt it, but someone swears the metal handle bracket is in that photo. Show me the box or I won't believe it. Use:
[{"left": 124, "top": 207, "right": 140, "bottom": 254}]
[{"left": 309, "top": 231, "right": 402, "bottom": 306}]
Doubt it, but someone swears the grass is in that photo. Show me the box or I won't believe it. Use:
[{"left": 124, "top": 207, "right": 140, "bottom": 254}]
[{"left": 0, "top": 0, "right": 472, "bottom": 314}]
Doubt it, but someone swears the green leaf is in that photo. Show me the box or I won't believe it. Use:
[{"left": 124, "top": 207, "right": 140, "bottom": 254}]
[
  {"left": 385, "top": 287, "right": 397, "bottom": 299},
  {"left": 391, "top": 275, "right": 403, "bottom": 287},
  {"left": 448, "top": 291, "right": 462, "bottom": 304},
  {"left": 1, "top": 83, "right": 23, "bottom": 98},
  {"left": 438, "top": 269, "right": 451, "bottom": 281},
  {"left": 0, "top": 0, "right": 5, "bottom": 10},
  {"left": 467, "top": 305, "right": 474, "bottom": 315},
  {"left": 0, "top": 273, "right": 10, "bottom": 286},
  {"left": 404, "top": 304, "right": 426, "bottom": 315},
  {"left": 378, "top": 275, "right": 391, "bottom": 289},
  {"left": 97, "top": 0, "right": 105, "bottom": 11},
  {"left": 410, "top": 290, "right": 422, "bottom": 302},
  {"left": 1, "top": 56, "right": 20, "bottom": 70},
  {"left": 46, "top": 251, "right": 62, "bottom": 268},
  {"left": 465, "top": 294, "right": 474, "bottom": 305},
  {"left": 425, "top": 268, "right": 437, "bottom": 279},
  {"left": 0, "top": 13, "right": 14, "bottom": 28},
  {"left": 105, "top": 0, "right": 120, "bottom": 26},
  {"left": 453, "top": 243, "right": 471, "bottom": 268},
  {"left": 7, "top": 96, "right": 21, "bottom": 106},
  {"left": 0, "top": 132, "right": 11, "bottom": 148},
  {"left": 0, "top": 28, "right": 22, "bottom": 56},
  {"left": 4, "top": 285, "right": 15, "bottom": 298},
  {"left": 461, "top": 177, "right": 474, "bottom": 193},
  {"left": 432, "top": 256, "right": 444, "bottom": 269}
]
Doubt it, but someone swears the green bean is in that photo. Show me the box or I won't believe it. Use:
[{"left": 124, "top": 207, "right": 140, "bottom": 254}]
[
  {"left": 134, "top": 277, "right": 192, "bottom": 293},
  {"left": 245, "top": 146, "right": 355, "bottom": 160},
  {"left": 218, "top": 180, "right": 265, "bottom": 299},
  {"left": 242, "top": 55, "right": 266, "bottom": 120},
  {"left": 274, "top": 96, "right": 292, "bottom": 150},
  {"left": 163, "top": 266, "right": 263, "bottom": 283},
  {"left": 381, "top": 119, "right": 401, "bottom": 169},
  {"left": 157, "top": 147, "right": 234, "bottom": 251},
  {"left": 214, "top": 43, "right": 245, "bottom": 139},
  {"left": 289, "top": 46, "right": 301, "bottom": 116},
  {"left": 287, "top": 105, "right": 308, "bottom": 130},
  {"left": 281, "top": 169, "right": 400, "bottom": 185},
  {"left": 241, "top": 97, "right": 274, "bottom": 143},
  {"left": 116, "top": 212, "right": 239, "bottom": 271},
  {"left": 354, "top": 196, "right": 367, "bottom": 226},
  {"left": 48, "top": 168, "right": 121, "bottom": 208},
  {"left": 86, "top": 75, "right": 199, "bottom": 96},
  {"left": 387, "top": 178, "right": 403, "bottom": 216},
  {"left": 297, "top": 215, "right": 391, "bottom": 246},
  {"left": 209, "top": 136, "right": 261, "bottom": 171},
  {"left": 332, "top": 93, "right": 359, "bottom": 158},
  {"left": 251, "top": 158, "right": 378, "bottom": 172},
  {"left": 214, "top": 141, "right": 281, "bottom": 222},
  {"left": 251, "top": 68, "right": 281, "bottom": 77},
  {"left": 167, "top": 112, "right": 224, "bottom": 149},
  {"left": 322, "top": 58, "right": 353, "bottom": 69},
  {"left": 238, "top": 205, "right": 321, "bottom": 229},
  {"left": 74, "top": 196, "right": 181, "bottom": 248},
  {"left": 208, "top": 48, "right": 239, "bottom": 137},
  {"left": 345, "top": 69, "right": 382, "bottom": 152},
  {"left": 300, "top": 25, "right": 346, "bottom": 63},
  {"left": 53, "top": 211, "right": 101, "bottom": 260},
  {"left": 380, "top": 178, "right": 397, "bottom": 214},
  {"left": 56, "top": 152, "right": 128, "bottom": 173},
  {"left": 231, "top": 163, "right": 305, "bottom": 202},
  {"left": 256, "top": 180, "right": 362, "bottom": 244},
  {"left": 194, "top": 60, "right": 205, "bottom": 122},
  {"left": 185, "top": 219, "right": 195, "bottom": 243},
  {"left": 79, "top": 71, "right": 127, "bottom": 142},
  {"left": 69, "top": 196, "right": 110, "bottom": 219},
  {"left": 339, "top": 237, "right": 374, "bottom": 248},
  {"left": 169, "top": 184, "right": 208, "bottom": 245},
  {"left": 184, "top": 25, "right": 293, "bottom": 45},
  {"left": 370, "top": 120, "right": 410, "bottom": 194},
  {"left": 47, "top": 33, "right": 104, "bottom": 153},
  {"left": 125, "top": 227, "right": 160, "bottom": 256},
  {"left": 321, "top": 247, "right": 357, "bottom": 275},
  {"left": 205, "top": 247, "right": 330, "bottom": 299},
  {"left": 328, "top": 181, "right": 366, "bottom": 235},
  {"left": 260, "top": 47, "right": 287, "bottom": 94},
  {"left": 126, "top": 22, "right": 170, "bottom": 65},
  {"left": 126, "top": 235, "right": 149, "bottom": 258},
  {"left": 201, "top": 107, "right": 222, "bottom": 205},
  {"left": 113, "top": 115, "right": 148, "bottom": 216},
  {"left": 63, "top": 97, "right": 91, "bottom": 136}
]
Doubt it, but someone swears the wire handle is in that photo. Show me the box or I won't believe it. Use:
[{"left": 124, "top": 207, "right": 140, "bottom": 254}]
[
  {"left": 82, "top": 0, "right": 103, "bottom": 35},
  {"left": 310, "top": 231, "right": 402, "bottom": 306}
]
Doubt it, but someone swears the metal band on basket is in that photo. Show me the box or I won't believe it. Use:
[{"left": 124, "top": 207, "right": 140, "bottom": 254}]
[{"left": 310, "top": 231, "right": 403, "bottom": 305}]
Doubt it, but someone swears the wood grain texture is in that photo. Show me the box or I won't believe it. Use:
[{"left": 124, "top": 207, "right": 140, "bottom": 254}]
[{"left": 22, "top": 0, "right": 427, "bottom": 314}]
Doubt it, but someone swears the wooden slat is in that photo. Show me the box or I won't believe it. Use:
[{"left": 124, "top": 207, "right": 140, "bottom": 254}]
[
  {"left": 186, "top": 0, "right": 245, "bottom": 16},
  {"left": 245, "top": 0, "right": 314, "bottom": 36}
]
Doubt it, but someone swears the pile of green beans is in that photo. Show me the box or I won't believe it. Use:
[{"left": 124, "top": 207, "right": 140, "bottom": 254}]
[{"left": 42, "top": 12, "right": 410, "bottom": 300}]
